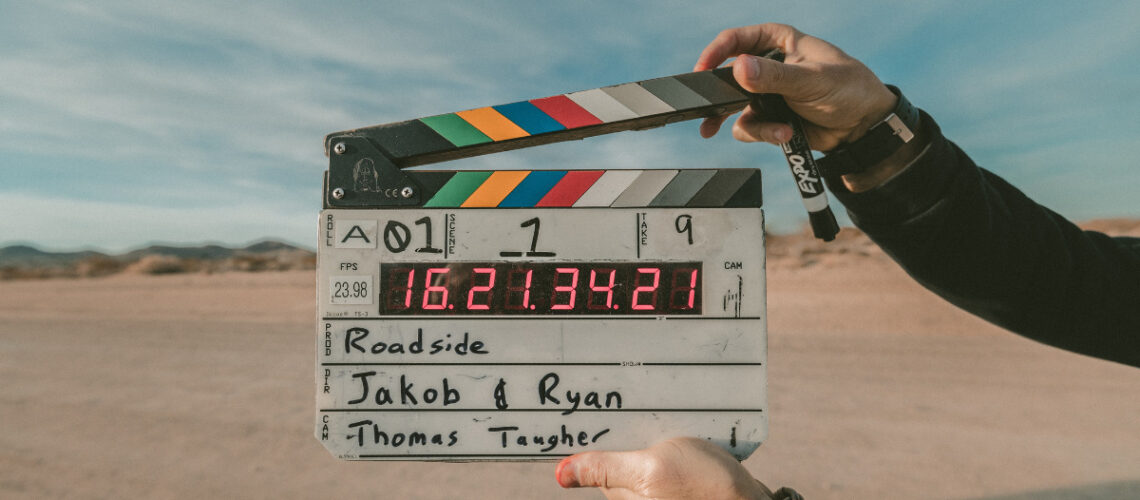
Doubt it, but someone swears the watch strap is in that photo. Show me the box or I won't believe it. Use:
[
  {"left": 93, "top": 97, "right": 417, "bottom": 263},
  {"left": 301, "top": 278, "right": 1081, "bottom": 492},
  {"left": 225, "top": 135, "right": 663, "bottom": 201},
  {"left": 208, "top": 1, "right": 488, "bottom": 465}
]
[{"left": 817, "top": 85, "right": 919, "bottom": 176}]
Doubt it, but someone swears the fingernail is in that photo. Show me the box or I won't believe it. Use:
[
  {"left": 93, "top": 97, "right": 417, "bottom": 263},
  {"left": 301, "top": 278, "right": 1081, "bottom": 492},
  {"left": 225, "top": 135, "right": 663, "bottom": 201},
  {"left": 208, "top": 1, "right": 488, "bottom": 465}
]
[
  {"left": 740, "top": 55, "right": 761, "bottom": 80},
  {"left": 778, "top": 128, "right": 793, "bottom": 143},
  {"left": 555, "top": 458, "right": 579, "bottom": 488}
]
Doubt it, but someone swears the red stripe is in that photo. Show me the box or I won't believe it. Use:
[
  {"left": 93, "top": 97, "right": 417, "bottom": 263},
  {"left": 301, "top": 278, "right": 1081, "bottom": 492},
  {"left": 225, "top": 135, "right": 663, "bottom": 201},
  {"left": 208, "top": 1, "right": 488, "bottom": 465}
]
[
  {"left": 530, "top": 95, "right": 602, "bottom": 129},
  {"left": 536, "top": 170, "right": 605, "bottom": 206}
]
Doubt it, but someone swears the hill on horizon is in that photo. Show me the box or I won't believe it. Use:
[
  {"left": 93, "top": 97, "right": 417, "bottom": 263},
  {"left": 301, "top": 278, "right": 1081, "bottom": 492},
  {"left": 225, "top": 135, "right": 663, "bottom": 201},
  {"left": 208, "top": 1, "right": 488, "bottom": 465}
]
[{"left": 0, "top": 240, "right": 315, "bottom": 280}]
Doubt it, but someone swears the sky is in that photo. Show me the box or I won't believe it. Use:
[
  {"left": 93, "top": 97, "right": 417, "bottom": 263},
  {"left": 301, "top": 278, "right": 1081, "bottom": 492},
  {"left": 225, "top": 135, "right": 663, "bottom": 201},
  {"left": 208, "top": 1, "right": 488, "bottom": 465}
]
[{"left": 2, "top": 0, "right": 1139, "bottom": 252}]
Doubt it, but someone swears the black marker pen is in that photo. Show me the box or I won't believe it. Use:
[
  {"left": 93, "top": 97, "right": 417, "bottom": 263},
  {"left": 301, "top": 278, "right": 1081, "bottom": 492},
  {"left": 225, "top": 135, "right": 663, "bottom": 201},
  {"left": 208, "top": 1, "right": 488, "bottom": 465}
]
[{"left": 753, "top": 51, "right": 839, "bottom": 242}]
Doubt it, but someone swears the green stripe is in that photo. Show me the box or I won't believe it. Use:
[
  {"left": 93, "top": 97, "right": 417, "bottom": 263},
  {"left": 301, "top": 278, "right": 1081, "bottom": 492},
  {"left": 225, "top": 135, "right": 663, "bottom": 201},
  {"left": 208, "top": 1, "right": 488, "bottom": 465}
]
[
  {"left": 423, "top": 171, "right": 494, "bottom": 206},
  {"left": 420, "top": 114, "right": 492, "bottom": 147}
]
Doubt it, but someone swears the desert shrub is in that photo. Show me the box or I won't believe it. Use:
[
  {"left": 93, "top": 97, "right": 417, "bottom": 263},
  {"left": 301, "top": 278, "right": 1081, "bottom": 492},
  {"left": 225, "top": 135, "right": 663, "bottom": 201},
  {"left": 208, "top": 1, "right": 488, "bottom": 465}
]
[
  {"left": 124, "top": 255, "right": 189, "bottom": 275},
  {"left": 76, "top": 256, "right": 124, "bottom": 278}
]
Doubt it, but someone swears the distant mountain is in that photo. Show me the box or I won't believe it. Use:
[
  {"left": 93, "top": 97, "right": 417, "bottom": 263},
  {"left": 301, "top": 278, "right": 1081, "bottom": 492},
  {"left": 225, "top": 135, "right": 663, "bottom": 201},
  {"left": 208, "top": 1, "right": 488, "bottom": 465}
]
[
  {"left": 242, "top": 240, "right": 305, "bottom": 253},
  {"left": 0, "top": 240, "right": 315, "bottom": 279},
  {"left": 120, "top": 244, "right": 237, "bottom": 262},
  {"left": 115, "top": 240, "right": 309, "bottom": 261},
  {"left": 0, "top": 244, "right": 110, "bottom": 267}
]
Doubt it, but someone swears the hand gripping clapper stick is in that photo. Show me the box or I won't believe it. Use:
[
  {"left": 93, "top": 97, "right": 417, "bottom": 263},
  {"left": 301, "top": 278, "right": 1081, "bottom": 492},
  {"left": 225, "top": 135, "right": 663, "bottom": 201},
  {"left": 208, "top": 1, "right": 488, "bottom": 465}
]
[{"left": 316, "top": 65, "right": 782, "bottom": 463}]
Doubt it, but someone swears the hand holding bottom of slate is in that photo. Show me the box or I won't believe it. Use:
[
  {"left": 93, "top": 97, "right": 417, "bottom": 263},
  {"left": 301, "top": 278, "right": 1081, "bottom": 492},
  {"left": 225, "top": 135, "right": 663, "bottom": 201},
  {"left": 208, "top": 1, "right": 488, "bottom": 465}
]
[{"left": 555, "top": 437, "right": 774, "bottom": 500}]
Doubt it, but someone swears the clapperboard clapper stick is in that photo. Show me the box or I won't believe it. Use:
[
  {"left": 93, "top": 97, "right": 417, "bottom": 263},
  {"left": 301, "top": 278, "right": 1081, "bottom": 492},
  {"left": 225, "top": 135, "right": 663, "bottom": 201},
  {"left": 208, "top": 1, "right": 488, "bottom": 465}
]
[{"left": 322, "top": 56, "right": 839, "bottom": 241}]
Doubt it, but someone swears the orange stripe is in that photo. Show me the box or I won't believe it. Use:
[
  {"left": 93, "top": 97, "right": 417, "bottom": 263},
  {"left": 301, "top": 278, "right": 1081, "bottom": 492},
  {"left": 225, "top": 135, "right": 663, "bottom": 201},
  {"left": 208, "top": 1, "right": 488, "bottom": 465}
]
[
  {"left": 460, "top": 171, "right": 531, "bottom": 207},
  {"left": 456, "top": 107, "right": 530, "bottom": 141}
]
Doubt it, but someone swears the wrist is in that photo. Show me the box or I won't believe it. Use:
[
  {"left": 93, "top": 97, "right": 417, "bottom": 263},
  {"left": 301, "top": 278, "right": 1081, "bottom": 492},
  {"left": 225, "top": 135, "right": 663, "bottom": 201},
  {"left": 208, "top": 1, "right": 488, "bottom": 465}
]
[
  {"left": 745, "top": 478, "right": 776, "bottom": 500},
  {"left": 815, "top": 85, "right": 925, "bottom": 192},
  {"left": 841, "top": 86, "right": 899, "bottom": 145},
  {"left": 841, "top": 114, "right": 928, "bottom": 192}
]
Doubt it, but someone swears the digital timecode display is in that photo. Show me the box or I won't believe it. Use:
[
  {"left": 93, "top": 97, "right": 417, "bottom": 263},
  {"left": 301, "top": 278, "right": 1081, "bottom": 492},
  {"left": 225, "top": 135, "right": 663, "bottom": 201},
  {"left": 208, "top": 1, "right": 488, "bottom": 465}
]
[{"left": 379, "top": 262, "right": 702, "bottom": 315}]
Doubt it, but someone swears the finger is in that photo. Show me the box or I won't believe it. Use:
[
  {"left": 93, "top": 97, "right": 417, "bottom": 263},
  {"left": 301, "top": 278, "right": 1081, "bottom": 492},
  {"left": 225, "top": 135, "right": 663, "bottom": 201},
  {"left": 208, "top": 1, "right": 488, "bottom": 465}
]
[
  {"left": 694, "top": 23, "right": 799, "bottom": 71},
  {"left": 556, "top": 451, "right": 644, "bottom": 490},
  {"left": 732, "top": 116, "right": 793, "bottom": 145},
  {"left": 732, "top": 54, "right": 818, "bottom": 97},
  {"left": 600, "top": 487, "right": 647, "bottom": 500},
  {"left": 699, "top": 114, "right": 730, "bottom": 138}
]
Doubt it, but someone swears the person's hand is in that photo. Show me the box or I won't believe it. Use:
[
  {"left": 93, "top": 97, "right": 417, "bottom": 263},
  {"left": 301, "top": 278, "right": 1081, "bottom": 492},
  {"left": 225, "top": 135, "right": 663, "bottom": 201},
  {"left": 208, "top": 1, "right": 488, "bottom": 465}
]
[
  {"left": 694, "top": 23, "right": 895, "bottom": 151},
  {"left": 555, "top": 437, "right": 774, "bottom": 500},
  {"left": 695, "top": 23, "right": 923, "bottom": 192}
]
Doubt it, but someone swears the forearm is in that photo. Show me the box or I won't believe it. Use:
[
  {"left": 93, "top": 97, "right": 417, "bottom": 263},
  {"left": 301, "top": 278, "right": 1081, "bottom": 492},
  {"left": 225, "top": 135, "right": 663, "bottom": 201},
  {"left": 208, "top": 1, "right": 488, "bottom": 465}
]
[{"left": 827, "top": 112, "right": 1140, "bottom": 367}]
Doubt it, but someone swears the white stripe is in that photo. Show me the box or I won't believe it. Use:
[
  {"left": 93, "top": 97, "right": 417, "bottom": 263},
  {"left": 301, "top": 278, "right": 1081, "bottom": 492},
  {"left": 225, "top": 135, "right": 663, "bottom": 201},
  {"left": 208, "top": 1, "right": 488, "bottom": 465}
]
[
  {"left": 566, "top": 88, "right": 639, "bottom": 122},
  {"left": 601, "top": 83, "right": 675, "bottom": 116},
  {"left": 573, "top": 170, "right": 643, "bottom": 207},
  {"left": 611, "top": 170, "right": 680, "bottom": 207},
  {"left": 800, "top": 192, "right": 830, "bottom": 212}
]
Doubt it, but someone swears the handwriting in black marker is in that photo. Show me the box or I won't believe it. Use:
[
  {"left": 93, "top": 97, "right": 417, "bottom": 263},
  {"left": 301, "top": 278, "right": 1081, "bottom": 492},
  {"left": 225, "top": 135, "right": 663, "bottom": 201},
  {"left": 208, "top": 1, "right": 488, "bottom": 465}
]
[
  {"left": 414, "top": 216, "right": 443, "bottom": 254},
  {"left": 494, "top": 378, "right": 509, "bottom": 410},
  {"left": 538, "top": 372, "right": 623, "bottom": 415},
  {"left": 675, "top": 214, "right": 693, "bottom": 245},
  {"left": 383, "top": 220, "right": 411, "bottom": 253},
  {"left": 347, "top": 420, "right": 458, "bottom": 448}
]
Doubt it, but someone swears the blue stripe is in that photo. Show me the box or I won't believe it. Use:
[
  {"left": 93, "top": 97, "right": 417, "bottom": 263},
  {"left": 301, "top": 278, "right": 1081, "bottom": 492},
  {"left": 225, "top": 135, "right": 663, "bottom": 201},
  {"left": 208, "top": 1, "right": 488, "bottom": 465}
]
[
  {"left": 493, "top": 101, "right": 566, "bottom": 135},
  {"left": 498, "top": 171, "right": 568, "bottom": 207}
]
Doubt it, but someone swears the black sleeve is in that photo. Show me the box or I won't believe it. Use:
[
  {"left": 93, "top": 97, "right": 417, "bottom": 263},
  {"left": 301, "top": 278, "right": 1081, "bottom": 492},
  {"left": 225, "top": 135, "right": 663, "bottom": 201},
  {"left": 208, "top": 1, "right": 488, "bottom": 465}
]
[{"left": 826, "top": 111, "right": 1140, "bottom": 368}]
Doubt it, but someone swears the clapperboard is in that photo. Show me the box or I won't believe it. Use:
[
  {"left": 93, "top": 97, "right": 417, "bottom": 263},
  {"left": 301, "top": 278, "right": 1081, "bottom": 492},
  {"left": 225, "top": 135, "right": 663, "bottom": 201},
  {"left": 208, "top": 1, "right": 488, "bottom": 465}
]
[{"left": 316, "top": 66, "right": 767, "bottom": 461}]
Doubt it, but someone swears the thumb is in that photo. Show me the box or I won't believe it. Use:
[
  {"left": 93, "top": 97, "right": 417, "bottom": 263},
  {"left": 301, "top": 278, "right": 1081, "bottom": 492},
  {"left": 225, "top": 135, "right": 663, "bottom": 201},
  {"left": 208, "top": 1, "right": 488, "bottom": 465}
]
[
  {"left": 732, "top": 54, "right": 814, "bottom": 98},
  {"left": 556, "top": 450, "right": 643, "bottom": 490}
]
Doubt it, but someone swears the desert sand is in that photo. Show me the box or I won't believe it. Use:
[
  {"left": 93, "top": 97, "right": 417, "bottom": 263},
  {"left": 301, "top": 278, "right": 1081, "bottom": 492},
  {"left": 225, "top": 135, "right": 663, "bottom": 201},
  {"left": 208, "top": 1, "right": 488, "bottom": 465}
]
[{"left": 2, "top": 232, "right": 1139, "bottom": 499}]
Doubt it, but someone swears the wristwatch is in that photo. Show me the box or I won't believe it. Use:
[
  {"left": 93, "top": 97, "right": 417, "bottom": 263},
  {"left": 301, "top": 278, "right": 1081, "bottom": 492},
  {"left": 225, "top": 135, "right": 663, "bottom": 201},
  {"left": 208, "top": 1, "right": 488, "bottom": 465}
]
[{"left": 816, "top": 85, "right": 920, "bottom": 176}]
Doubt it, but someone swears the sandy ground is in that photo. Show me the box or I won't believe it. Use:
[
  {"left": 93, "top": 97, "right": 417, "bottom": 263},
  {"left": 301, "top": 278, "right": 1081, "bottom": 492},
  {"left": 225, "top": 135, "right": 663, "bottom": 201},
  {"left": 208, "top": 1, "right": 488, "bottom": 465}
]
[{"left": 2, "top": 257, "right": 1138, "bottom": 499}]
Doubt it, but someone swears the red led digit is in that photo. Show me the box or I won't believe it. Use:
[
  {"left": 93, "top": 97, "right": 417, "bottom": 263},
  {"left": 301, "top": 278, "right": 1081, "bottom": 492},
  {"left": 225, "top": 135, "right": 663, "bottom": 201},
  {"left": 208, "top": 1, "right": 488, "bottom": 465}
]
[
  {"left": 505, "top": 268, "right": 534, "bottom": 310},
  {"left": 587, "top": 268, "right": 616, "bottom": 310},
  {"left": 631, "top": 267, "right": 660, "bottom": 310},
  {"left": 466, "top": 267, "right": 496, "bottom": 310},
  {"left": 422, "top": 268, "right": 450, "bottom": 310},
  {"left": 550, "top": 268, "right": 579, "bottom": 310},
  {"left": 387, "top": 267, "right": 414, "bottom": 310},
  {"left": 670, "top": 268, "right": 699, "bottom": 310}
]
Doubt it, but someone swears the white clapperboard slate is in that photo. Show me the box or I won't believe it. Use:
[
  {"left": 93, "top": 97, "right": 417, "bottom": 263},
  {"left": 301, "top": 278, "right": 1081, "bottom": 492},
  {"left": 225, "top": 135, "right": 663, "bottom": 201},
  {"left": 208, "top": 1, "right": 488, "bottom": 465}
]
[{"left": 315, "top": 66, "right": 767, "bottom": 461}]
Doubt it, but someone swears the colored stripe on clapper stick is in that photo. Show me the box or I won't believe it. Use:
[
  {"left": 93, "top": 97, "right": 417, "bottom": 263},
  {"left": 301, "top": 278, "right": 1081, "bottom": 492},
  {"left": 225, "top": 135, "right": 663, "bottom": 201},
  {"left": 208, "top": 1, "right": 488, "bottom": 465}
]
[
  {"left": 456, "top": 108, "right": 529, "bottom": 141},
  {"left": 499, "top": 171, "right": 567, "bottom": 207},
  {"left": 423, "top": 171, "right": 493, "bottom": 207},
  {"left": 536, "top": 170, "right": 604, "bottom": 207},
  {"left": 325, "top": 67, "right": 750, "bottom": 167},
  {"left": 494, "top": 102, "right": 565, "bottom": 135},
  {"left": 415, "top": 168, "right": 763, "bottom": 208},
  {"left": 530, "top": 96, "right": 602, "bottom": 129},
  {"left": 419, "top": 114, "right": 491, "bottom": 147},
  {"left": 460, "top": 171, "right": 530, "bottom": 207}
]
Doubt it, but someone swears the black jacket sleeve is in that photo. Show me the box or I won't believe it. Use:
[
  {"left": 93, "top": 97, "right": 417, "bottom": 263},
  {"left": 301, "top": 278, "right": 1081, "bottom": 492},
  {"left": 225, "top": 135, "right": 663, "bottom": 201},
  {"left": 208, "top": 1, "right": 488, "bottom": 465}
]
[{"left": 827, "top": 111, "right": 1140, "bottom": 368}]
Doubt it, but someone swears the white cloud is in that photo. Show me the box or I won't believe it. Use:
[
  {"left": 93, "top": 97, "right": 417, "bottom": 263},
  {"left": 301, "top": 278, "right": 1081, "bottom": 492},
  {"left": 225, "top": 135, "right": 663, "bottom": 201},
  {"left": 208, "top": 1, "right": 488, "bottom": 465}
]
[{"left": 0, "top": 193, "right": 315, "bottom": 253}]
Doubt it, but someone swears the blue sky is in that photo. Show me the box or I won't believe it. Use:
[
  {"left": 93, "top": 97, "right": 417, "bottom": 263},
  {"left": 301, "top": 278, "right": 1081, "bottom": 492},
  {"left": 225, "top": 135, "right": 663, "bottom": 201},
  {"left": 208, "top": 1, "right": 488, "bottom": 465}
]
[{"left": 2, "top": 0, "right": 1138, "bottom": 252}]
